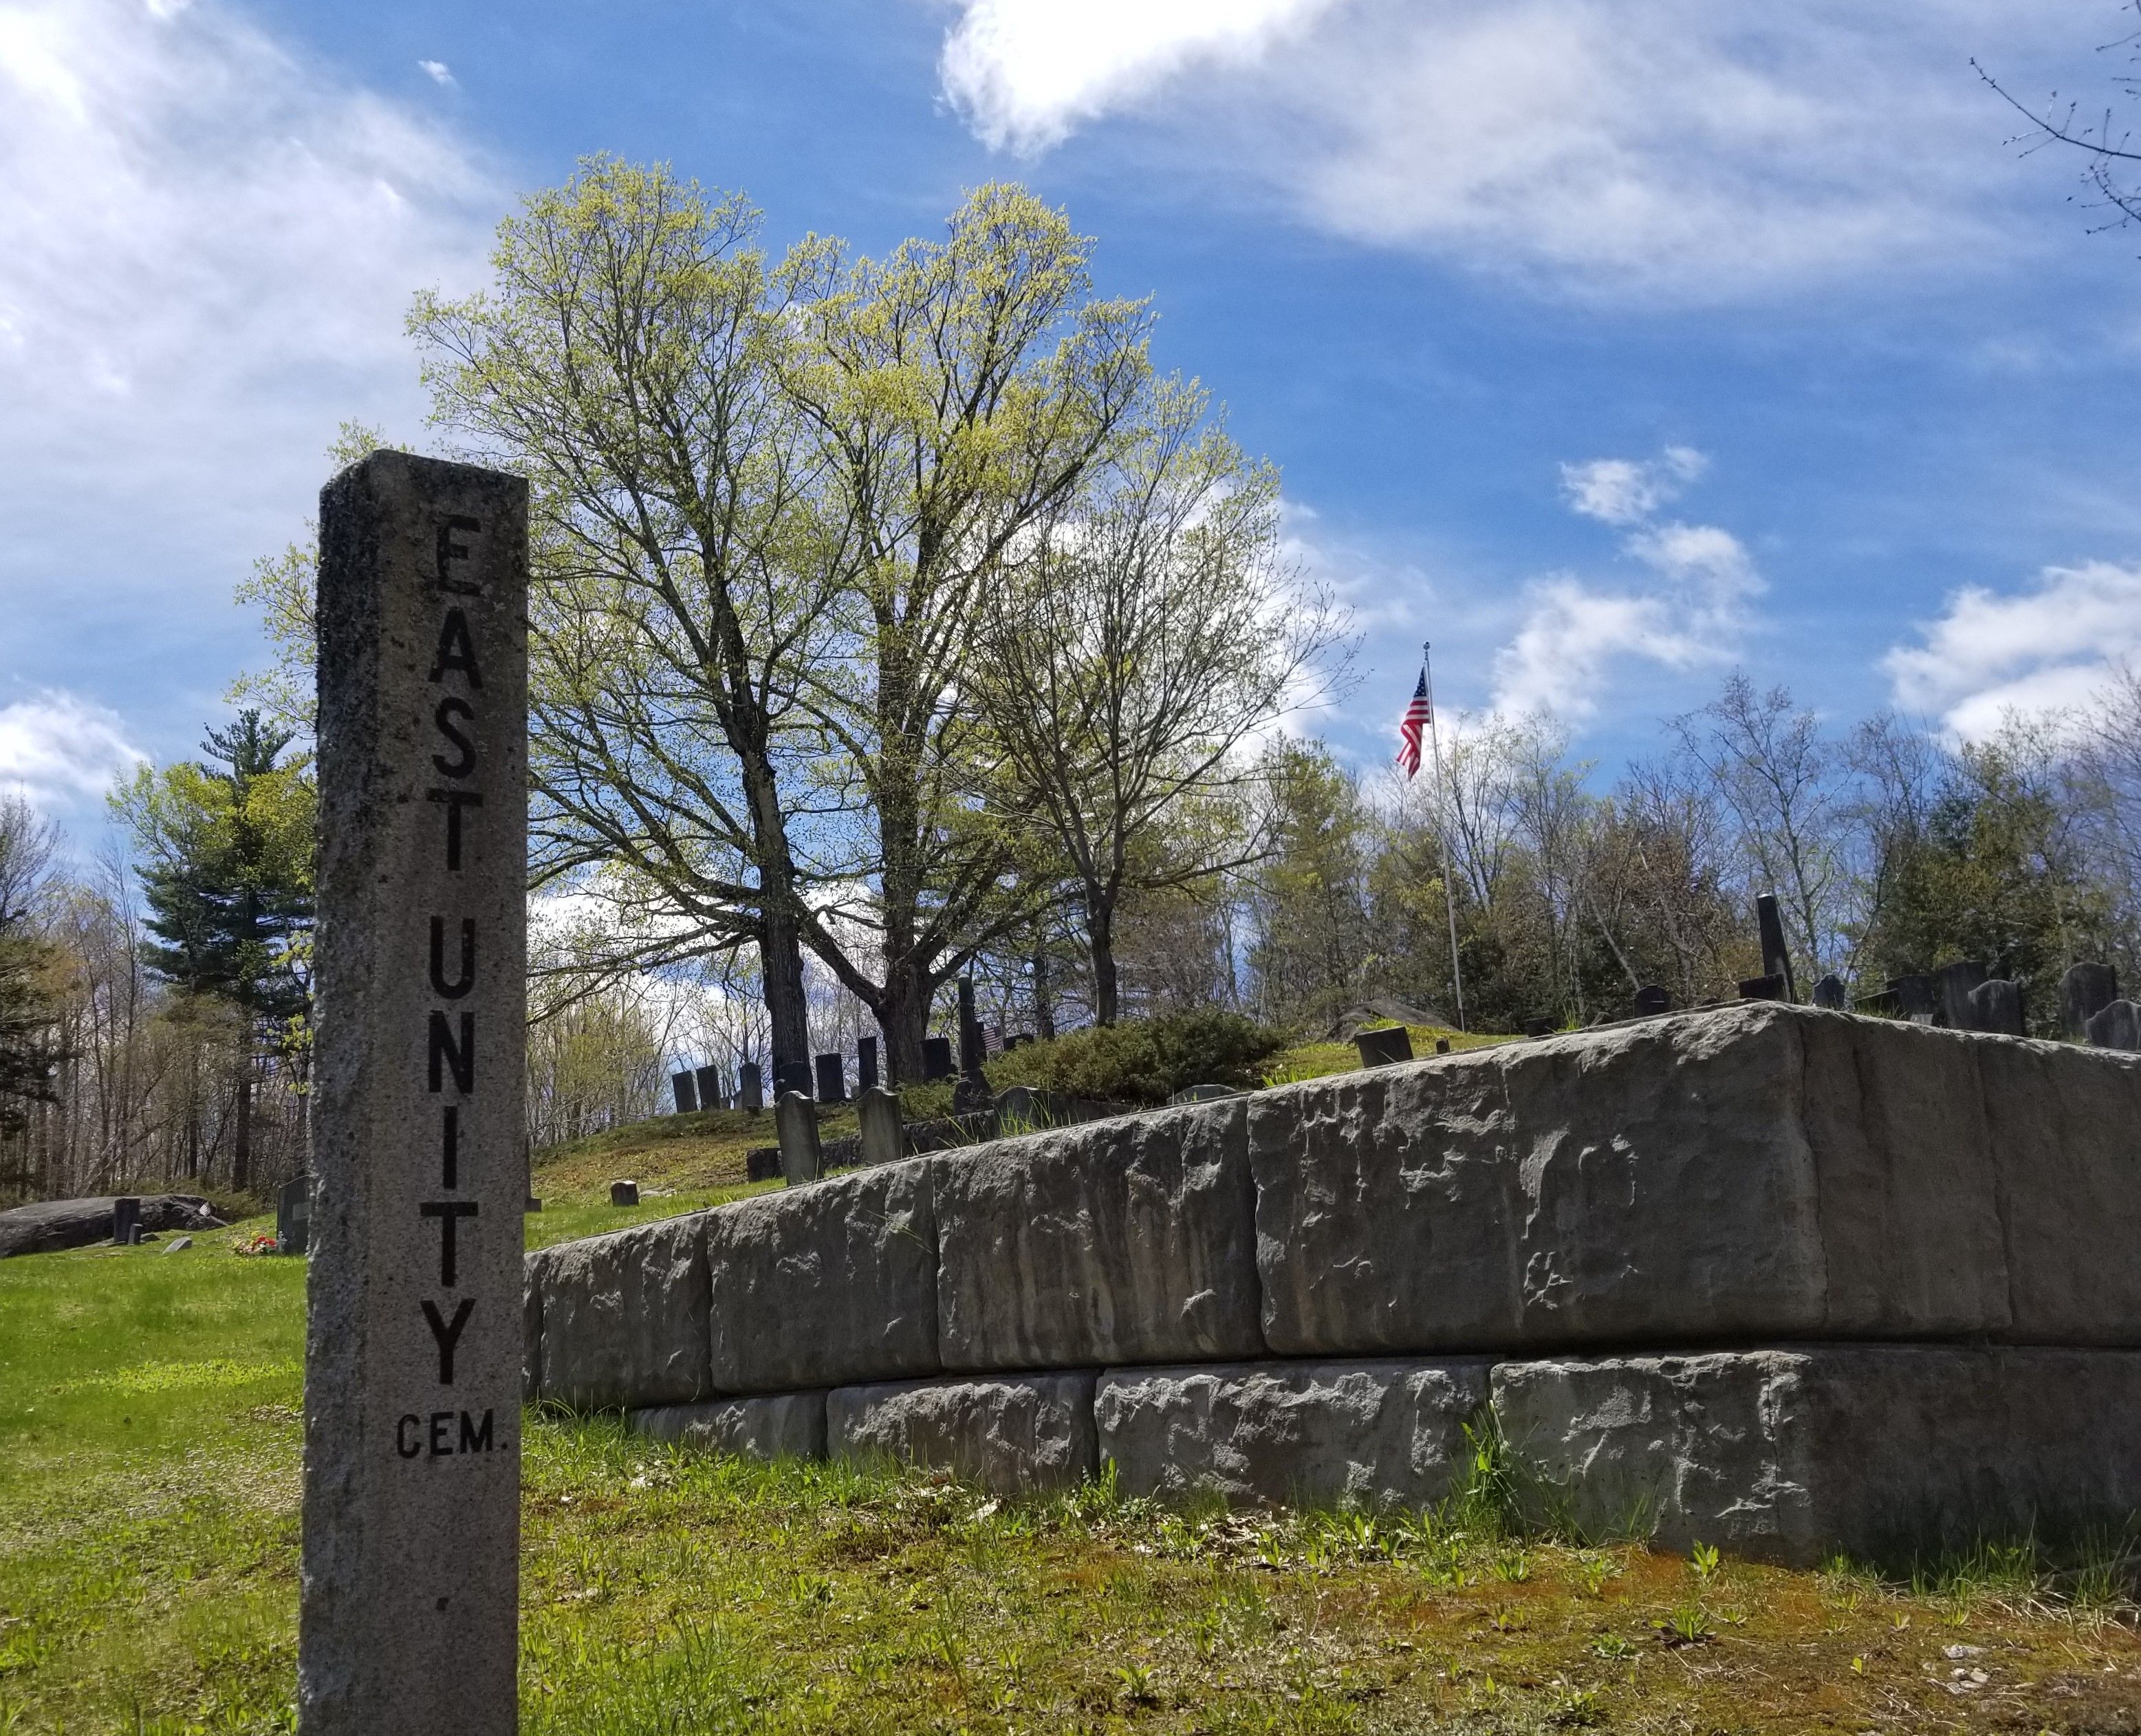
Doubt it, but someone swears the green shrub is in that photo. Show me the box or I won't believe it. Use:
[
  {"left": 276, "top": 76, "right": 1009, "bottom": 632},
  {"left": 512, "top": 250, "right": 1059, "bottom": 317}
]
[{"left": 982, "top": 1010, "right": 1286, "bottom": 1107}]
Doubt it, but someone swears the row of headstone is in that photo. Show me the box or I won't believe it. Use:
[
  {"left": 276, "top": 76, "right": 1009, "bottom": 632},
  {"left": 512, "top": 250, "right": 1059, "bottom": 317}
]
[
  {"left": 670, "top": 1063, "right": 765, "bottom": 1115},
  {"left": 2063, "top": 962, "right": 2138, "bottom": 1050}
]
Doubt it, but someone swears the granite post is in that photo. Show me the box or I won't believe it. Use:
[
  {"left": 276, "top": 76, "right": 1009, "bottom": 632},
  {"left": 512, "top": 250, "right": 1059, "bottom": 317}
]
[
  {"left": 303, "top": 452, "right": 526, "bottom": 1735},
  {"left": 774, "top": 1090, "right": 822, "bottom": 1184}
]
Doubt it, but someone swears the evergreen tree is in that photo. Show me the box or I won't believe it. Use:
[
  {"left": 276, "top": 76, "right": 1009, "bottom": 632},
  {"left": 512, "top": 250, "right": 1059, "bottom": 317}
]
[{"left": 118, "top": 710, "right": 315, "bottom": 1189}]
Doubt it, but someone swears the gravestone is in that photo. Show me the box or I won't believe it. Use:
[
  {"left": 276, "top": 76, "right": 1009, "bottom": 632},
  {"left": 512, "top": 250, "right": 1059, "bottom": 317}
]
[
  {"left": 694, "top": 1065, "right": 724, "bottom": 1111},
  {"left": 278, "top": 1174, "right": 313, "bottom": 1257},
  {"left": 814, "top": 1052, "right": 846, "bottom": 1103},
  {"left": 1521, "top": 1016, "right": 1555, "bottom": 1037},
  {"left": 671, "top": 1071, "right": 697, "bottom": 1114},
  {"left": 774, "top": 1091, "right": 822, "bottom": 1184},
  {"left": 857, "top": 1085, "right": 903, "bottom": 1167},
  {"left": 1433, "top": 1037, "right": 1451, "bottom": 1054},
  {"left": 738, "top": 1061, "right": 763, "bottom": 1114},
  {"left": 1353, "top": 1026, "right": 1413, "bottom": 1067},
  {"left": 304, "top": 451, "right": 526, "bottom": 1735},
  {"left": 2062, "top": 963, "right": 2118, "bottom": 1041},
  {"left": 1737, "top": 975, "right": 1785, "bottom": 1001},
  {"left": 957, "top": 976, "right": 985, "bottom": 1079},
  {"left": 2087, "top": 999, "right": 2140, "bottom": 1052},
  {"left": 111, "top": 1196, "right": 140, "bottom": 1247},
  {"left": 609, "top": 1180, "right": 638, "bottom": 1208},
  {"left": 922, "top": 1037, "right": 954, "bottom": 1081},
  {"left": 774, "top": 1060, "right": 814, "bottom": 1100},
  {"left": 857, "top": 1035, "right": 878, "bottom": 1092},
  {"left": 745, "top": 1146, "right": 783, "bottom": 1182},
  {"left": 1632, "top": 985, "right": 1673, "bottom": 1017},
  {"left": 1754, "top": 893, "right": 1796, "bottom": 1001},
  {"left": 1968, "top": 978, "right": 2025, "bottom": 1037},
  {"left": 1812, "top": 973, "right": 1847, "bottom": 1010},
  {"left": 1935, "top": 960, "right": 1989, "bottom": 1030},
  {"left": 1888, "top": 973, "right": 1937, "bottom": 1022}
]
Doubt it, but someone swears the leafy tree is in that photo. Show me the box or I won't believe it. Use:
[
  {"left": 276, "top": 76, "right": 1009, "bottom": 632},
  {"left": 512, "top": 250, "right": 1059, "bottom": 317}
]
[
  {"left": 968, "top": 374, "right": 1349, "bottom": 1023},
  {"left": 410, "top": 158, "right": 836, "bottom": 1083},
  {"left": 0, "top": 795, "right": 64, "bottom": 1138},
  {"left": 115, "top": 711, "right": 315, "bottom": 1189}
]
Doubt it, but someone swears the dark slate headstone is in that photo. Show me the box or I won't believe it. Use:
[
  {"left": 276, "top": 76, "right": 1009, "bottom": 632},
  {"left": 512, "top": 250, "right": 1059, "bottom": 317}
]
[
  {"left": 1812, "top": 973, "right": 1847, "bottom": 1011},
  {"left": 1354, "top": 1026, "right": 1413, "bottom": 1067},
  {"left": 1737, "top": 975, "right": 1785, "bottom": 1002},
  {"left": 1520, "top": 1016, "right": 1556, "bottom": 1037},
  {"left": 1935, "top": 959, "right": 1989, "bottom": 1030},
  {"left": 773, "top": 1059, "right": 814, "bottom": 1100},
  {"left": 671, "top": 1070, "right": 697, "bottom": 1114},
  {"left": 922, "top": 1036, "right": 955, "bottom": 1081},
  {"left": 694, "top": 1065, "right": 723, "bottom": 1111},
  {"left": 111, "top": 1197, "right": 140, "bottom": 1246},
  {"left": 2087, "top": 999, "right": 2141, "bottom": 1052},
  {"left": 856, "top": 1035, "right": 878, "bottom": 1092},
  {"left": 278, "top": 1174, "right": 313, "bottom": 1257},
  {"left": 957, "top": 976, "right": 984, "bottom": 1079},
  {"left": 2062, "top": 963, "right": 2119, "bottom": 1041},
  {"left": 1967, "top": 978, "right": 2025, "bottom": 1037},
  {"left": 1632, "top": 985, "right": 1673, "bottom": 1017},
  {"left": 738, "top": 1062, "right": 763, "bottom": 1114},
  {"left": 1434, "top": 1037, "right": 1451, "bottom": 1054},
  {"left": 609, "top": 1180, "right": 638, "bottom": 1208},
  {"left": 745, "top": 1146, "right": 782, "bottom": 1182},
  {"left": 814, "top": 1052, "right": 846, "bottom": 1103},
  {"left": 1755, "top": 893, "right": 1796, "bottom": 1001},
  {"left": 1887, "top": 974, "right": 1937, "bottom": 1021}
]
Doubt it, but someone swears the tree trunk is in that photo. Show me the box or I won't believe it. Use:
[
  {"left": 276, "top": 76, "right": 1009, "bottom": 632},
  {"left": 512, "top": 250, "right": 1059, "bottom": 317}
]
[
  {"left": 742, "top": 759, "right": 812, "bottom": 1085},
  {"left": 875, "top": 954, "right": 930, "bottom": 1086},
  {"left": 232, "top": 1058, "right": 252, "bottom": 1193},
  {"left": 1087, "top": 890, "right": 1120, "bottom": 1026},
  {"left": 1032, "top": 935, "right": 1056, "bottom": 1041}
]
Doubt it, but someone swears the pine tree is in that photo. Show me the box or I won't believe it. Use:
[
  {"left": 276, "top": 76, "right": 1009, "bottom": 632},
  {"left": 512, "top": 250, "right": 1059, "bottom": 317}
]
[{"left": 122, "top": 711, "right": 314, "bottom": 1189}]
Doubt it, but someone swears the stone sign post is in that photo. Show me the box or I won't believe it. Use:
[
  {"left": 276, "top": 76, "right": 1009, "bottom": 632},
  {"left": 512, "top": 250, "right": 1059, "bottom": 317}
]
[{"left": 303, "top": 453, "right": 528, "bottom": 1735}]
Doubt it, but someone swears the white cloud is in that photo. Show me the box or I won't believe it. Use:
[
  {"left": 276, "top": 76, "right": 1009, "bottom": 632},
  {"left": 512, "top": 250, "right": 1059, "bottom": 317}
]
[
  {"left": 935, "top": 0, "right": 2044, "bottom": 301},
  {"left": 418, "top": 58, "right": 454, "bottom": 87},
  {"left": 0, "top": 0, "right": 498, "bottom": 684},
  {"left": 940, "top": 0, "right": 1338, "bottom": 153},
  {"left": 1561, "top": 446, "right": 1706, "bottom": 525},
  {"left": 1492, "top": 448, "right": 1759, "bottom": 718},
  {"left": 1883, "top": 559, "right": 2141, "bottom": 740},
  {"left": 0, "top": 691, "right": 146, "bottom": 806}
]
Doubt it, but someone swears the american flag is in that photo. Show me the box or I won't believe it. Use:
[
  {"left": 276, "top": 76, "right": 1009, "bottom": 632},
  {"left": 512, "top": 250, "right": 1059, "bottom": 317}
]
[{"left": 1396, "top": 667, "right": 1432, "bottom": 779}]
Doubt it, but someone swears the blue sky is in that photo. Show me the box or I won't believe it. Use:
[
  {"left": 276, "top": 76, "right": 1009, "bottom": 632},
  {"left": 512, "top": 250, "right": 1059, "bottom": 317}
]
[{"left": 5, "top": 0, "right": 2140, "bottom": 843}]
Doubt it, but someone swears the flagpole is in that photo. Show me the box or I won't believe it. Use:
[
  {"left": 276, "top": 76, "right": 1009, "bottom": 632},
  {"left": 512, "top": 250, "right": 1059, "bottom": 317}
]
[{"left": 1424, "top": 640, "right": 1466, "bottom": 1032}]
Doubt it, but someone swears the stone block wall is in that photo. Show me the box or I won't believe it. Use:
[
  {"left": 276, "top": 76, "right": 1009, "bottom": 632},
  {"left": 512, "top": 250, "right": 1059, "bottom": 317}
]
[{"left": 524, "top": 1004, "right": 2141, "bottom": 1563}]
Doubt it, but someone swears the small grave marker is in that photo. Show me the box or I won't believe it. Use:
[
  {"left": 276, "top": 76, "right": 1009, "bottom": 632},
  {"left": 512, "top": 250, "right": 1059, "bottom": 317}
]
[
  {"left": 2062, "top": 963, "right": 2118, "bottom": 1041},
  {"left": 1812, "top": 973, "right": 1847, "bottom": 1010},
  {"left": 1354, "top": 1026, "right": 1413, "bottom": 1067},
  {"left": 279, "top": 1174, "right": 313, "bottom": 1257},
  {"left": 1632, "top": 985, "right": 1673, "bottom": 1017},
  {"left": 609, "top": 1180, "right": 639, "bottom": 1208},
  {"left": 774, "top": 1091, "right": 822, "bottom": 1183},
  {"left": 303, "top": 452, "right": 525, "bottom": 1734}
]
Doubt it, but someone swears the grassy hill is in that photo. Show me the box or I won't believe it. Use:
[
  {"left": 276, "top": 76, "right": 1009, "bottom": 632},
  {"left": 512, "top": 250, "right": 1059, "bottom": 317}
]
[{"left": 523, "top": 1023, "right": 1500, "bottom": 1247}]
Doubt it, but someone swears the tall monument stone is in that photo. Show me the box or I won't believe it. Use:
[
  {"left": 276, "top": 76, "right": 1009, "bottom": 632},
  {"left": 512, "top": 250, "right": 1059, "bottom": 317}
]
[{"left": 303, "top": 453, "right": 528, "bottom": 1734}]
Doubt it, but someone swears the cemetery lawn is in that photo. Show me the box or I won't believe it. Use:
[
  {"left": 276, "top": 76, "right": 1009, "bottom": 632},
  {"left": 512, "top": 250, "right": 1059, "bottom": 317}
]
[{"left": 7, "top": 1236, "right": 2141, "bottom": 1733}]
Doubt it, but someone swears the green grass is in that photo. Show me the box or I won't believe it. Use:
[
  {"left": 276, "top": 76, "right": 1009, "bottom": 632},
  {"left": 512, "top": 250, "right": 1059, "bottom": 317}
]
[{"left": 6, "top": 1237, "right": 2141, "bottom": 1733}]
